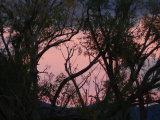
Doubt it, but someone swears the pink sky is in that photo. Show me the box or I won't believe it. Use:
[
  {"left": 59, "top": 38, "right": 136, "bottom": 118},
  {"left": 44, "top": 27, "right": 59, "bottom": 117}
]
[
  {"left": 37, "top": 39, "right": 90, "bottom": 78},
  {"left": 37, "top": 33, "right": 106, "bottom": 100},
  {"left": 36, "top": 25, "right": 160, "bottom": 105},
  {"left": 37, "top": 30, "right": 160, "bottom": 104}
]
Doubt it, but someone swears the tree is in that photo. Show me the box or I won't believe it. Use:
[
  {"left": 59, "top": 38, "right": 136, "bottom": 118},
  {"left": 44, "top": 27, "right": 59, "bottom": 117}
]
[
  {"left": 0, "top": 0, "right": 103, "bottom": 119},
  {"left": 82, "top": 0, "right": 160, "bottom": 119},
  {"left": 1, "top": 0, "right": 160, "bottom": 120},
  {"left": 0, "top": 0, "right": 83, "bottom": 120}
]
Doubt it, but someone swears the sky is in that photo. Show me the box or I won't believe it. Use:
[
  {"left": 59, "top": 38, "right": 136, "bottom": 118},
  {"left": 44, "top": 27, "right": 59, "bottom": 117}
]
[
  {"left": 37, "top": 33, "right": 106, "bottom": 102},
  {"left": 38, "top": 33, "right": 90, "bottom": 77},
  {"left": 37, "top": 27, "right": 160, "bottom": 104}
]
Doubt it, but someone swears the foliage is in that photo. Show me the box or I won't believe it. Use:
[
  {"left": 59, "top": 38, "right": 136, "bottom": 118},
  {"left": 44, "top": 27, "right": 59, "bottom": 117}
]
[
  {"left": 0, "top": 0, "right": 160, "bottom": 120},
  {"left": 0, "top": 0, "right": 83, "bottom": 120},
  {"left": 82, "top": 0, "right": 160, "bottom": 120}
]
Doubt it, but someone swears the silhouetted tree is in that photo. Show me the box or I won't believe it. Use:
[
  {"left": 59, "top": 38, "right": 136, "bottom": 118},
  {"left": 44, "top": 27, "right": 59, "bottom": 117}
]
[
  {"left": 0, "top": 0, "right": 83, "bottom": 120},
  {"left": 82, "top": 0, "right": 160, "bottom": 120}
]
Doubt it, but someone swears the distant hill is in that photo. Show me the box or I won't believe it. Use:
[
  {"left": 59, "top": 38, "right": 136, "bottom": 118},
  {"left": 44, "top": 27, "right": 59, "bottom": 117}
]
[
  {"left": 38, "top": 102, "right": 160, "bottom": 120},
  {"left": 130, "top": 104, "right": 160, "bottom": 120}
]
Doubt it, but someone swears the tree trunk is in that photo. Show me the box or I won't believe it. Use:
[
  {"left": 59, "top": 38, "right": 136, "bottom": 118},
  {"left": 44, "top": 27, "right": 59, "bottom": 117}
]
[
  {"left": 139, "top": 95, "right": 147, "bottom": 120},
  {"left": 72, "top": 79, "right": 87, "bottom": 110},
  {"left": 122, "top": 104, "right": 130, "bottom": 120},
  {"left": 30, "top": 57, "right": 38, "bottom": 120},
  {"left": 30, "top": 38, "right": 38, "bottom": 120}
]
